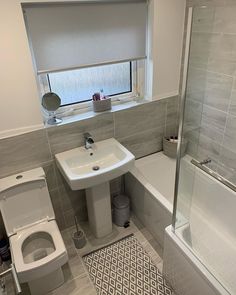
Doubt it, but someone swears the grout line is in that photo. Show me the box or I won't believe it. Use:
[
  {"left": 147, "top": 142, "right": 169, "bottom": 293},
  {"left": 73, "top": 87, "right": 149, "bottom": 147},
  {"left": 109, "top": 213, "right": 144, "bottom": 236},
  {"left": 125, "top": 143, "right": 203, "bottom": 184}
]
[
  {"left": 202, "top": 103, "right": 229, "bottom": 115},
  {"left": 112, "top": 112, "right": 116, "bottom": 138},
  {"left": 117, "top": 124, "right": 165, "bottom": 143},
  {"left": 190, "top": 66, "right": 236, "bottom": 79},
  {"left": 45, "top": 128, "right": 54, "bottom": 160},
  {"left": 164, "top": 100, "right": 168, "bottom": 136}
]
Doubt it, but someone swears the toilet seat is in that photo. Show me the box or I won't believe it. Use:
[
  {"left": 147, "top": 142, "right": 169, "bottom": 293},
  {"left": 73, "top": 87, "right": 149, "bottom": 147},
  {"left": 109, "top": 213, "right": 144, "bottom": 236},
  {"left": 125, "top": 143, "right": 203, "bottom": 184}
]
[{"left": 10, "top": 220, "right": 68, "bottom": 283}]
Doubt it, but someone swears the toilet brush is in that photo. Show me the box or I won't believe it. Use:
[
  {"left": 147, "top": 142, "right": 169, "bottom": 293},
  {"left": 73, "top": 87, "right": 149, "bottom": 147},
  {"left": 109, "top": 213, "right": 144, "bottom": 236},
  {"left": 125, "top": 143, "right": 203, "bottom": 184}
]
[{"left": 72, "top": 216, "right": 86, "bottom": 249}]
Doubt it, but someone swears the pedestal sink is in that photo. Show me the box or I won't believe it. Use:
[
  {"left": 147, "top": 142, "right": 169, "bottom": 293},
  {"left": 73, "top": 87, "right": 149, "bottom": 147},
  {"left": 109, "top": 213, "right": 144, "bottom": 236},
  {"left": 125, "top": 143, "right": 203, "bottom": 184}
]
[{"left": 55, "top": 138, "right": 135, "bottom": 238}]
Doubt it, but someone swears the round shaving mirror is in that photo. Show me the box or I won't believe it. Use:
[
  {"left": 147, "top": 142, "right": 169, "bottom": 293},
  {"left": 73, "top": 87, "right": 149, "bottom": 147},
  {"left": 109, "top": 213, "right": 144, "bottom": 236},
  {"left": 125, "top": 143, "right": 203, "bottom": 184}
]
[{"left": 42, "top": 92, "right": 62, "bottom": 125}]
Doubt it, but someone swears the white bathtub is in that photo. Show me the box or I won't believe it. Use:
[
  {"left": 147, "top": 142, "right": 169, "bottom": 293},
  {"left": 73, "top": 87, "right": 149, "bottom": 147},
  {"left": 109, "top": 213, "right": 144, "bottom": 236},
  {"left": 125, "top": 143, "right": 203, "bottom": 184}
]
[
  {"left": 125, "top": 151, "right": 235, "bottom": 295},
  {"left": 125, "top": 152, "right": 176, "bottom": 248},
  {"left": 163, "top": 159, "right": 236, "bottom": 295}
]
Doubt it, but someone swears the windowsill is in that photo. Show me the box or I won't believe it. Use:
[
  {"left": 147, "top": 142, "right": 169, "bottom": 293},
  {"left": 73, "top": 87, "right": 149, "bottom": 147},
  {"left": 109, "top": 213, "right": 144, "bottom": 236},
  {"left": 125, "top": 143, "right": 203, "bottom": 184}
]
[{"left": 44, "top": 98, "right": 152, "bottom": 128}]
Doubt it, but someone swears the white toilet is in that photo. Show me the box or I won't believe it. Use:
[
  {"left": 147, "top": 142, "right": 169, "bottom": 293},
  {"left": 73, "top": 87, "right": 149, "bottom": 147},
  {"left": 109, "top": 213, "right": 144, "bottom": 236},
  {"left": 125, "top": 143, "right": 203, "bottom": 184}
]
[{"left": 0, "top": 167, "right": 68, "bottom": 295}]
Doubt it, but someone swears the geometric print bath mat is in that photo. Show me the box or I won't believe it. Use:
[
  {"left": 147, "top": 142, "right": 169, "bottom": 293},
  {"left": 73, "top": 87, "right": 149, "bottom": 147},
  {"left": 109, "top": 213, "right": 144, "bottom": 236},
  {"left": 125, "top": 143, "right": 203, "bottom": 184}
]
[{"left": 83, "top": 234, "right": 173, "bottom": 295}]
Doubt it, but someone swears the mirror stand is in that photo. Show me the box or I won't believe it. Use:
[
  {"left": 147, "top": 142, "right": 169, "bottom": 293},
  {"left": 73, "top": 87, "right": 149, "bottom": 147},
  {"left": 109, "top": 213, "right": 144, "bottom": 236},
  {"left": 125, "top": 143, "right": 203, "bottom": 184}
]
[{"left": 47, "top": 112, "right": 62, "bottom": 125}]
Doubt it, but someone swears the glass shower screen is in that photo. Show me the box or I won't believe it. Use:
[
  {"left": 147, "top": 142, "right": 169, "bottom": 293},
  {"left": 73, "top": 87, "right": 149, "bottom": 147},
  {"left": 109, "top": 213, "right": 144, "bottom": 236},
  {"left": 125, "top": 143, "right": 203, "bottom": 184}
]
[{"left": 173, "top": 5, "right": 236, "bottom": 295}]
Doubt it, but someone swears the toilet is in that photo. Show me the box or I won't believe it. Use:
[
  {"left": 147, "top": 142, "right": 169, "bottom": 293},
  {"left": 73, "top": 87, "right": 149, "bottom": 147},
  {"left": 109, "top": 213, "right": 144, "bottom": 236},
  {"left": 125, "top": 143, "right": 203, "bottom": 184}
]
[{"left": 0, "top": 167, "right": 68, "bottom": 295}]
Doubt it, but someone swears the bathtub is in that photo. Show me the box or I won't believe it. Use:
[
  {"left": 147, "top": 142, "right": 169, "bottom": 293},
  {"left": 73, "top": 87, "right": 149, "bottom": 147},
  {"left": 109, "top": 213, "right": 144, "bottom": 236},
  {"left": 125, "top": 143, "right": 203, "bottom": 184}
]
[
  {"left": 125, "top": 151, "right": 235, "bottom": 295},
  {"left": 125, "top": 152, "right": 176, "bottom": 249},
  {"left": 163, "top": 159, "right": 236, "bottom": 295}
]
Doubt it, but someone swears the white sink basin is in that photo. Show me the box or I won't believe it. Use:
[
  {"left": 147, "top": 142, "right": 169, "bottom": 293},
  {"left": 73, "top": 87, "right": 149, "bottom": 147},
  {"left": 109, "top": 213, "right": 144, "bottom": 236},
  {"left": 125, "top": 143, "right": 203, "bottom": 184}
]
[{"left": 55, "top": 138, "right": 135, "bottom": 190}]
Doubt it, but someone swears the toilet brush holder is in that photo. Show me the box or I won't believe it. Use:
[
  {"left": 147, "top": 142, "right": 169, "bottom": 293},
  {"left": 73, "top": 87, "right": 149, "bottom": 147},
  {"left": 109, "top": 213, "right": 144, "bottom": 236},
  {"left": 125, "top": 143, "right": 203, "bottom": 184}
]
[
  {"left": 72, "top": 216, "right": 86, "bottom": 249},
  {"left": 72, "top": 231, "right": 86, "bottom": 249}
]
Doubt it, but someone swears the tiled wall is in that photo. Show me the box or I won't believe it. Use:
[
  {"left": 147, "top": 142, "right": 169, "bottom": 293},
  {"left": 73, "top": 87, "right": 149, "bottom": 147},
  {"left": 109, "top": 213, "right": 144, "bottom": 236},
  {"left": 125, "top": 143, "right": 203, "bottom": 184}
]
[
  {"left": 0, "top": 97, "right": 178, "bottom": 232},
  {"left": 183, "top": 0, "right": 236, "bottom": 184}
]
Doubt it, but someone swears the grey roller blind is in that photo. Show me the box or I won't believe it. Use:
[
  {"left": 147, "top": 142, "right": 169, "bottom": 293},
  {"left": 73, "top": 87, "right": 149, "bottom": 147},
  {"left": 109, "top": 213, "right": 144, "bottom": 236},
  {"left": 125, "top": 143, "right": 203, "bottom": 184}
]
[{"left": 23, "top": 1, "right": 147, "bottom": 74}]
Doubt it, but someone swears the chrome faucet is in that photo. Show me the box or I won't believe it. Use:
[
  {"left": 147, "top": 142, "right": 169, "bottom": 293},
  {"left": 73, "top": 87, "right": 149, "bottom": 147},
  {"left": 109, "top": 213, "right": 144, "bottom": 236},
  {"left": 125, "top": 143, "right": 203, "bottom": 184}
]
[
  {"left": 200, "top": 158, "right": 211, "bottom": 165},
  {"left": 84, "top": 132, "right": 94, "bottom": 150}
]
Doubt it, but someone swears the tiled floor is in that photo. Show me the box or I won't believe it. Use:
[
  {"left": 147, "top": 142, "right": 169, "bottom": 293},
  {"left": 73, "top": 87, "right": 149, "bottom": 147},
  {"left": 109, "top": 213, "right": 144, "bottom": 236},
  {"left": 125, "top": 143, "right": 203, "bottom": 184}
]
[{"left": 5, "top": 215, "right": 165, "bottom": 295}]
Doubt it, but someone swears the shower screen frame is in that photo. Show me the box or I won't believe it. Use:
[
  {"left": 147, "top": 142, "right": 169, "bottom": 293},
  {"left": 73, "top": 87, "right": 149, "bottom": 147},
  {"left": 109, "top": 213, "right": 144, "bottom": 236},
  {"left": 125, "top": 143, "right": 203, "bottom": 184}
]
[{"left": 172, "top": 6, "right": 193, "bottom": 231}]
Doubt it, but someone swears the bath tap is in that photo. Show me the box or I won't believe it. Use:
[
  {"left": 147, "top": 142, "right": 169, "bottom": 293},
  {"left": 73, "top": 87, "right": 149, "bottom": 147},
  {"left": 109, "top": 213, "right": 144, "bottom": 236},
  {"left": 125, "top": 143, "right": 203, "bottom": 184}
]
[
  {"left": 84, "top": 132, "right": 94, "bottom": 150},
  {"left": 200, "top": 158, "right": 211, "bottom": 165}
]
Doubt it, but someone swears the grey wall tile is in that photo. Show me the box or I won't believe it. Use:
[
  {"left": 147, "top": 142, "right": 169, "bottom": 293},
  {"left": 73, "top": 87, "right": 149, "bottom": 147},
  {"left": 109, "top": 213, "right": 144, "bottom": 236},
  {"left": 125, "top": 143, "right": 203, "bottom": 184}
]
[
  {"left": 57, "top": 175, "right": 88, "bottom": 222},
  {"left": 47, "top": 112, "right": 114, "bottom": 155},
  {"left": 184, "top": 99, "right": 203, "bottom": 131},
  {"left": 219, "top": 146, "right": 236, "bottom": 173},
  {"left": 208, "top": 58, "right": 236, "bottom": 76},
  {"left": 189, "top": 33, "right": 211, "bottom": 69},
  {"left": 208, "top": 34, "right": 236, "bottom": 75},
  {"left": 165, "top": 97, "right": 180, "bottom": 139},
  {"left": 229, "top": 79, "right": 236, "bottom": 115},
  {"left": 61, "top": 187, "right": 87, "bottom": 221},
  {"left": 222, "top": 114, "right": 236, "bottom": 150},
  {"left": 43, "top": 161, "right": 58, "bottom": 192},
  {"left": 49, "top": 188, "right": 66, "bottom": 230},
  {"left": 187, "top": 140, "right": 198, "bottom": 158},
  {"left": 165, "top": 124, "right": 179, "bottom": 138},
  {"left": 202, "top": 105, "right": 227, "bottom": 133},
  {"left": 186, "top": 67, "right": 207, "bottom": 103},
  {"left": 119, "top": 127, "right": 164, "bottom": 159},
  {"left": 204, "top": 71, "right": 233, "bottom": 112},
  {"left": 200, "top": 122, "right": 224, "bottom": 143},
  {"left": 114, "top": 100, "right": 166, "bottom": 139},
  {"left": 197, "top": 133, "right": 221, "bottom": 162},
  {"left": 192, "top": 7, "right": 215, "bottom": 33},
  {"left": 184, "top": 127, "right": 200, "bottom": 145},
  {"left": 0, "top": 129, "right": 52, "bottom": 178},
  {"left": 165, "top": 96, "right": 179, "bottom": 127},
  {"left": 213, "top": 6, "right": 236, "bottom": 34}
]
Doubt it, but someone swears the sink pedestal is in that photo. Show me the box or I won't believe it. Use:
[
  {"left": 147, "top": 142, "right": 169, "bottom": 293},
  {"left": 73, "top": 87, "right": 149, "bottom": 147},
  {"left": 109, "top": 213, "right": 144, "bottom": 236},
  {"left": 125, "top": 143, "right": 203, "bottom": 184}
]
[{"left": 86, "top": 182, "right": 112, "bottom": 238}]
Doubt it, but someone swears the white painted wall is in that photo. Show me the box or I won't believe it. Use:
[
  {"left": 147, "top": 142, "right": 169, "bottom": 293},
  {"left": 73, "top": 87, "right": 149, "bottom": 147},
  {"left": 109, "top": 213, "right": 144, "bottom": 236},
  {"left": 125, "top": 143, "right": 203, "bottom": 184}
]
[
  {"left": 0, "top": 0, "right": 186, "bottom": 138},
  {"left": 0, "top": 0, "right": 83, "bottom": 139},
  {"left": 150, "top": 0, "right": 186, "bottom": 99},
  {"left": 0, "top": 1, "right": 44, "bottom": 139}
]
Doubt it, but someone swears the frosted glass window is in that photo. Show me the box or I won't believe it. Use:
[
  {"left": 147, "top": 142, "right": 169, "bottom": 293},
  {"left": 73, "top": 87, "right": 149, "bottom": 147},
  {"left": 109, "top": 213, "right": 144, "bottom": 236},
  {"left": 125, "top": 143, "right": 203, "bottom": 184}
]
[{"left": 48, "top": 62, "right": 132, "bottom": 106}]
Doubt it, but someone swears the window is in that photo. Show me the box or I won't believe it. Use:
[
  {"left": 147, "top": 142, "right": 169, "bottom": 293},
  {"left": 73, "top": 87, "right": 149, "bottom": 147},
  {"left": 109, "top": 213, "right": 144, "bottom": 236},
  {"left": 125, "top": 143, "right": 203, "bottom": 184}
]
[
  {"left": 23, "top": 0, "right": 147, "bottom": 112},
  {"left": 40, "top": 62, "right": 133, "bottom": 106}
]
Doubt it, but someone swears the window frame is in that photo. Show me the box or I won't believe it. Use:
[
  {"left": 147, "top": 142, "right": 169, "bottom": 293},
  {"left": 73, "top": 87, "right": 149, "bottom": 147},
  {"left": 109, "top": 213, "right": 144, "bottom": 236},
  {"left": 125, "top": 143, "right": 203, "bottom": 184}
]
[{"left": 39, "top": 60, "right": 142, "bottom": 115}]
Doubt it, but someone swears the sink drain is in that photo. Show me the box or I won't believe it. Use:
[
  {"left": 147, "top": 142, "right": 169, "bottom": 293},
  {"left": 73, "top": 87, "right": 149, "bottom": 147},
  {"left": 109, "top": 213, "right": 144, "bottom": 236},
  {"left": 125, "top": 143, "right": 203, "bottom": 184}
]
[{"left": 92, "top": 166, "right": 100, "bottom": 171}]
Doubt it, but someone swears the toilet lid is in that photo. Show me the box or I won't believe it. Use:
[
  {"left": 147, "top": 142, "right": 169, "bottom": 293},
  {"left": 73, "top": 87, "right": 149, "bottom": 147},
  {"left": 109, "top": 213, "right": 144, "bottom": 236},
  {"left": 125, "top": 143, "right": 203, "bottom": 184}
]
[{"left": 0, "top": 178, "right": 55, "bottom": 237}]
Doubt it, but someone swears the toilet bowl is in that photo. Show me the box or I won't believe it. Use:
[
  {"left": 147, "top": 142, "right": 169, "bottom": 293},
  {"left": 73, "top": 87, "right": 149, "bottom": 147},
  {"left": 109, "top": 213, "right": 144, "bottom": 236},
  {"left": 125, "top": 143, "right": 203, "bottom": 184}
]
[{"left": 0, "top": 167, "right": 68, "bottom": 295}]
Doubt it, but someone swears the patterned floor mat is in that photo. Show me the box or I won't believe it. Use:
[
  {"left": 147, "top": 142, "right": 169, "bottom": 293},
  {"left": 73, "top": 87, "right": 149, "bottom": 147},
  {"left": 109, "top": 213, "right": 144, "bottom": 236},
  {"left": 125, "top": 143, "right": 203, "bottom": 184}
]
[{"left": 83, "top": 234, "right": 173, "bottom": 295}]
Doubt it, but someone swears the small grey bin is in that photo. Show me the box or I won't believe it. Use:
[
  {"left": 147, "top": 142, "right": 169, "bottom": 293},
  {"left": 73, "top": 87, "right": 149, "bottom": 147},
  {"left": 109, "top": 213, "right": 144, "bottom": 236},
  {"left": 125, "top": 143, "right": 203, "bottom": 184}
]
[{"left": 112, "top": 194, "right": 130, "bottom": 227}]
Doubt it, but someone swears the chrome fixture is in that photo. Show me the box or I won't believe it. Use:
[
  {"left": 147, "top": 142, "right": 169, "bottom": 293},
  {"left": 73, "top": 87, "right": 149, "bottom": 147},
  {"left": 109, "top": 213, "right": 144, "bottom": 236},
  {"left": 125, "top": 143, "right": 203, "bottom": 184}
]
[
  {"left": 199, "top": 158, "right": 212, "bottom": 165},
  {"left": 84, "top": 133, "right": 94, "bottom": 150},
  {"left": 191, "top": 158, "right": 236, "bottom": 193}
]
